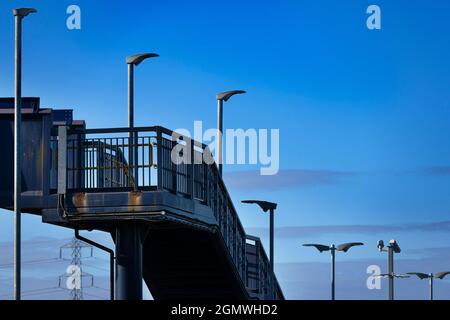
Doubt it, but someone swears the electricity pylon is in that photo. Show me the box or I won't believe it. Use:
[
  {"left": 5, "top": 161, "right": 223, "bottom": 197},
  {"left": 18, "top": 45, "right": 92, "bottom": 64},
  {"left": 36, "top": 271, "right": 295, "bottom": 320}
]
[{"left": 58, "top": 238, "right": 93, "bottom": 300}]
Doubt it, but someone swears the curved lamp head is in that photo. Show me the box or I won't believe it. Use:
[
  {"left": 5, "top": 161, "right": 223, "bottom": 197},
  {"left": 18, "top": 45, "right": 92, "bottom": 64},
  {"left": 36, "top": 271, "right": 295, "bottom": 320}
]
[
  {"left": 393, "top": 273, "right": 410, "bottom": 279},
  {"left": 377, "top": 240, "right": 385, "bottom": 252},
  {"left": 407, "top": 272, "right": 430, "bottom": 280},
  {"left": 375, "top": 273, "right": 410, "bottom": 279},
  {"left": 303, "top": 244, "right": 330, "bottom": 253},
  {"left": 126, "top": 53, "right": 159, "bottom": 66},
  {"left": 242, "top": 200, "right": 277, "bottom": 212},
  {"left": 13, "top": 8, "right": 37, "bottom": 17},
  {"left": 336, "top": 242, "right": 364, "bottom": 253},
  {"left": 217, "top": 90, "right": 246, "bottom": 102},
  {"left": 435, "top": 271, "right": 450, "bottom": 280},
  {"left": 389, "top": 239, "right": 401, "bottom": 253}
]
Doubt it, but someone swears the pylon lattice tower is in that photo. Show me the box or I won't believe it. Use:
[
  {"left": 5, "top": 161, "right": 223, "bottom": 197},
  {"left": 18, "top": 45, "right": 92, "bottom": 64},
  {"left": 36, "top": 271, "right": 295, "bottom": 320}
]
[{"left": 59, "top": 237, "right": 94, "bottom": 300}]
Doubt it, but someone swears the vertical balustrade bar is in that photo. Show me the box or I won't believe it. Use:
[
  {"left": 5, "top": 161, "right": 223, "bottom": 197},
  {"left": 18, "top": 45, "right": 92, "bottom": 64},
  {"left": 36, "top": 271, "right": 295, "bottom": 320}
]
[
  {"left": 156, "top": 128, "right": 163, "bottom": 190},
  {"left": 142, "top": 137, "right": 145, "bottom": 186},
  {"left": 190, "top": 139, "right": 195, "bottom": 199}
]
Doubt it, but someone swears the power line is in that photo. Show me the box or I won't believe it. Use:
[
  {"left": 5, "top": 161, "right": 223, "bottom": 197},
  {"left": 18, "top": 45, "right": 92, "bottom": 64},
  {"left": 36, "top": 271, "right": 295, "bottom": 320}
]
[
  {"left": 0, "top": 257, "right": 61, "bottom": 269},
  {"left": 83, "top": 291, "right": 107, "bottom": 300},
  {"left": 0, "top": 286, "right": 61, "bottom": 299},
  {"left": 22, "top": 289, "right": 64, "bottom": 298},
  {"left": 82, "top": 261, "right": 110, "bottom": 272},
  {"left": 1, "top": 237, "right": 106, "bottom": 300},
  {"left": 92, "top": 285, "right": 110, "bottom": 292}
]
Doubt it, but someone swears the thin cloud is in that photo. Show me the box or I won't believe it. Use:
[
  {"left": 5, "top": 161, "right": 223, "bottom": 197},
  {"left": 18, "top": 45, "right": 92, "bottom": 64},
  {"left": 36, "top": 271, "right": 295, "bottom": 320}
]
[
  {"left": 247, "top": 221, "right": 450, "bottom": 239},
  {"left": 424, "top": 166, "right": 450, "bottom": 176},
  {"left": 224, "top": 169, "right": 356, "bottom": 191},
  {"left": 404, "top": 246, "right": 450, "bottom": 257}
]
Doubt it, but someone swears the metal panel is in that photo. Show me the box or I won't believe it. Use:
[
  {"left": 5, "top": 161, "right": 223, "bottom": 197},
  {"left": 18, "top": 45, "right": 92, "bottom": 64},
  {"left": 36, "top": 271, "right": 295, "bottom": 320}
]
[{"left": 57, "top": 126, "right": 67, "bottom": 194}]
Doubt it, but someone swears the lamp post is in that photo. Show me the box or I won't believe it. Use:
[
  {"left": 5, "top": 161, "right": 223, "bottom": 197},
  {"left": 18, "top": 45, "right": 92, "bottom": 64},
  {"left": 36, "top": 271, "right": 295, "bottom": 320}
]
[
  {"left": 12, "top": 7, "right": 37, "bottom": 301},
  {"left": 242, "top": 200, "right": 277, "bottom": 299},
  {"left": 407, "top": 272, "right": 450, "bottom": 300},
  {"left": 303, "top": 242, "right": 364, "bottom": 300},
  {"left": 377, "top": 239, "right": 401, "bottom": 300},
  {"left": 126, "top": 53, "right": 158, "bottom": 190},
  {"left": 216, "top": 90, "right": 245, "bottom": 176}
]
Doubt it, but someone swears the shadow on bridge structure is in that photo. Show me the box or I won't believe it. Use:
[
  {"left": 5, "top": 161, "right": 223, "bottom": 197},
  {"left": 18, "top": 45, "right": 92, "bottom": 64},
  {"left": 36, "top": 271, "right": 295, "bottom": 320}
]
[{"left": 0, "top": 97, "right": 284, "bottom": 300}]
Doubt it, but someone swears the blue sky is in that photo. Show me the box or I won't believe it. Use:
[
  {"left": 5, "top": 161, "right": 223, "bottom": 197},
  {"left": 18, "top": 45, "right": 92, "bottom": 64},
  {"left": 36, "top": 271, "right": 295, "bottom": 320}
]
[{"left": 1, "top": 0, "right": 450, "bottom": 299}]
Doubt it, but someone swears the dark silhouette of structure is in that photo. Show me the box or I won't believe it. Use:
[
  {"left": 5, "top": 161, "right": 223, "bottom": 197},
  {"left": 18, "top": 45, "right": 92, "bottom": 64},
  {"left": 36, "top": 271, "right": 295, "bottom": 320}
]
[{"left": 0, "top": 97, "right": 284, "bottom": 300}]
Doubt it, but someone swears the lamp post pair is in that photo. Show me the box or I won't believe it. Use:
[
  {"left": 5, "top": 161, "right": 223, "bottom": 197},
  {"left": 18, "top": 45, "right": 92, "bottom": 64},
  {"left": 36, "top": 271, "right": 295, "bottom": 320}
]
[
  {"left": 303, "top": 242, "right": 364, "bottom": 300},
  {"left": 376, "top": 240, "right": 450, "bottom": 300},
  {"left": 377, "top": 239, "right": 401, "bottom": 300},
  {"left": 126, "top": 57, "right": 245, "bottom": 182}
]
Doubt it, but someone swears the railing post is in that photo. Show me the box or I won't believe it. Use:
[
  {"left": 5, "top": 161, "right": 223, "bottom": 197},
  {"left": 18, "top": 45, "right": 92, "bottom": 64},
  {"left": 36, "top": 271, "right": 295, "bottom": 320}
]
[
  {"left": 243, "top": 237, "right": 247, "bottom": 286},
  {"left": 190, "top": 138, "right": 195, "bottom": 200},
  {"left": 76, "top": 133, "right": 83, "bottom": 189},
  {"left": 133, "top": 131, "right": 139, "bottom": 190},
  {"left": 204, "top": 156, "right": 208, "bottom": 204},
  {"left": 156, "top": 128, "right": 163, "bottom": 190},
  {"left": 170, "top": 136, "right": 177, "bottom": 194}
]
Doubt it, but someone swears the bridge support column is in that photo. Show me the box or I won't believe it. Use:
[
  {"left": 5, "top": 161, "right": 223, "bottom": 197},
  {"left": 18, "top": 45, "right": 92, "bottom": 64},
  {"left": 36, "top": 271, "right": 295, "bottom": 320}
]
[{"left": 115, "top": 223, "right": 146, "bottom": 300}]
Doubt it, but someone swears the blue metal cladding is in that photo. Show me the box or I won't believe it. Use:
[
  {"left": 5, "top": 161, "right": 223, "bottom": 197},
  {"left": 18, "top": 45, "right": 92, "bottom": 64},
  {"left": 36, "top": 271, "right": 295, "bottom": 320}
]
[
  {"left": 0, "top": 107, "right": 53, "bottom": 209},
  {"left": 0, "top": 97, "right": 40, "bottom": 112}
]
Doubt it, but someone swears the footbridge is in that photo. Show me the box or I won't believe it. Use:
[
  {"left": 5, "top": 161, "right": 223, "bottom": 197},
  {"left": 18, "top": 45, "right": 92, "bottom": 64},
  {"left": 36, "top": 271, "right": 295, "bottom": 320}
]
[{"left": 0, "top": 97, "right": 284, "bottom": 300}]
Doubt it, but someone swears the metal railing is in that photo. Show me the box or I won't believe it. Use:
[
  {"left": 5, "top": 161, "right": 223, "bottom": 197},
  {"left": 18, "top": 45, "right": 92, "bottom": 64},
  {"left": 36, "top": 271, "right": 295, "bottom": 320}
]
[
  {"left": 50, "top": 125, "right": 282, "bottom": 299},
  {"left": 246, "top": 236, "right": 284, "bottom": 300}
]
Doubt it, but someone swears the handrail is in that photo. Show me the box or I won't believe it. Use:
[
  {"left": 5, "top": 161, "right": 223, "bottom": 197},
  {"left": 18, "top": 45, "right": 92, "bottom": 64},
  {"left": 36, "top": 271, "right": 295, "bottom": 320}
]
[{"left": 246, "top": 235, "right": 284, "bottom": 300}]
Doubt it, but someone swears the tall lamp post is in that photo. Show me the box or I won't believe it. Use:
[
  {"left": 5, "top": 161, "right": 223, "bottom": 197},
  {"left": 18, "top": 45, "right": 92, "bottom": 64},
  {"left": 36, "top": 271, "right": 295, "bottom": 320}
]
[
  {"left": 12, "top": 7, "right": 37, "bottom": 301},
  {"left": 377, "top": 239, "right": 401, "bottom": 300},
  {"left": 126, "top": 53, "right": 158, "bottom": 190},
  {"left": 407, "top": 271, "right": 450, "bottom": 300},
  {"left": 216, "top": 90, "right": 245, "bottom": 176},
  {"left": 242, "top": 200, "right": 277, "bottom": 299},
  {"left": 303, "top": 242, "right": 363, "bottom": 300}
]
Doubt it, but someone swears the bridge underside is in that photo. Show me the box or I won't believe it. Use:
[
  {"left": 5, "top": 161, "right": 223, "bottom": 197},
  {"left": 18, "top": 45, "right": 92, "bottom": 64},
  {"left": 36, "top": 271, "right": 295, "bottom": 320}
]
[
  {"left": 40, "top": 208, "right": 249, "bottom": 300},
  {"left": 143, "top": 223, "right": 248, "bottom": 300}
]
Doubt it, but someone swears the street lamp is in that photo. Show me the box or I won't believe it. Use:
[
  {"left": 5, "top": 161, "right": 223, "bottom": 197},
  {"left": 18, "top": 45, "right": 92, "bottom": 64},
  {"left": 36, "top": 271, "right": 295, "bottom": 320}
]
[
  {"left": 216, "top": 90, "right": 245, "bottom": 176},
  {"left": 242, "top": 200, "right": 276, "bottom": 299},
  {"left": 126, "top": 53, "right": 158, "bottom": 189},
  {"left": 377, "top": 239, "right": 401, "bottom": 300},
  {"left": 407, "top": 271, "right": 450, "bottom": 300},
  {"left": 12, "top": 7, "right": 37, "bottom": 301},
  {"left": 303, "top": 242, "right": 363, "bottom": 300}
]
